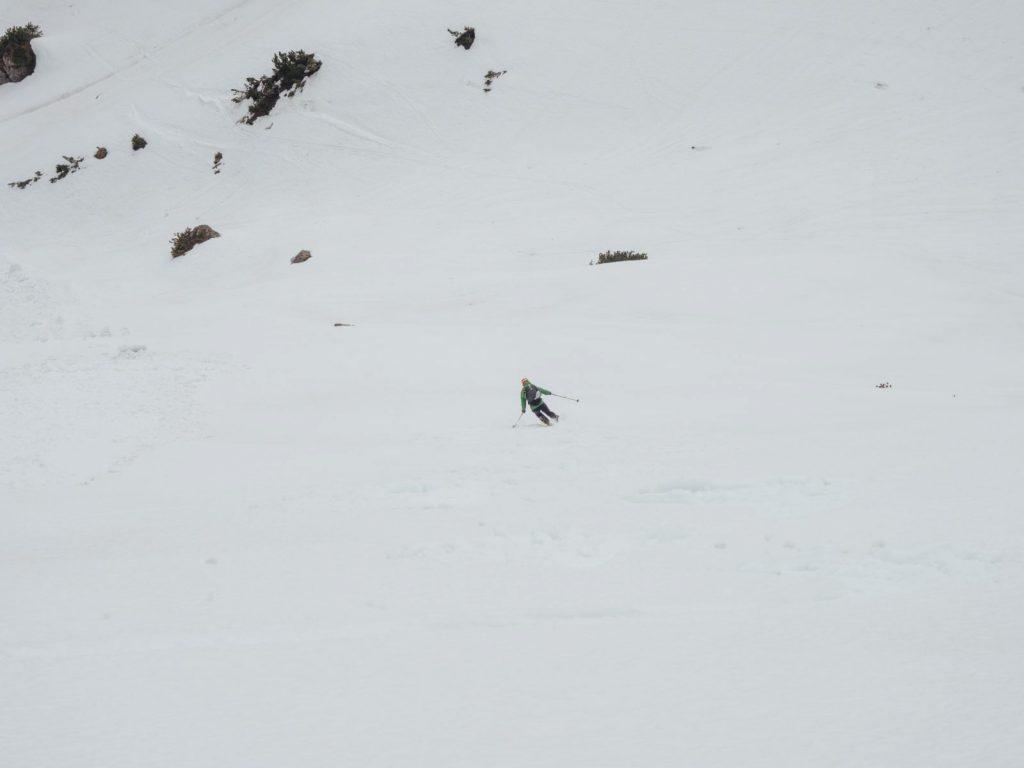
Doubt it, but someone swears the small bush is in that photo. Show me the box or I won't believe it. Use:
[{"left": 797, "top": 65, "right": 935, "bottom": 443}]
[
  {"left": 212, "top": 151, "right": 223, "bottom": 174},
  {"left": 483, "top": 69, "right": 506, "bottom": 92},
  {"left": 8, "top": 170, "right": 42, "bottom": 190},
  {"left": 170, "top": 225, "right": 220, "bottom": 258},
  {"left": 131, "top": 134, "right": 147, "bottom": 151},
  {"left": 0, "top": 23, "right": 42, "bottom": 48},
  {"left": 595, "top": 250, "right": 647, "bottom": 265},
  {"left": 232, "top": 50, "right": 322, "bottom": 124},
  {"left": 448, "top": 26, "right": 475, "bottom": 50},
  {"left": 49, "top": 156, "right": 83, "bottom": 183}
]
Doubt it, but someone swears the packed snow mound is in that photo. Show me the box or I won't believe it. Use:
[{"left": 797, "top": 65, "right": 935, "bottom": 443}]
[{"left": 2, "top": 1, "right": 1023, "bottom": 767}]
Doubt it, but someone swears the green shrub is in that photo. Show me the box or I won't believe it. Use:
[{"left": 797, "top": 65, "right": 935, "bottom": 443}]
[
  {"left": 595, "top": 250, "right": 648, "bottom": 265},
  {"left": 483, "top": 69, "right": 506, "bottom": 92},
  {"left": 7, "top": 171, "right": 42, "bottom": 190},
  {"left": 131, "top": 134, "right": 147, "bottom": 151},
  {"left": 232, "top": 50, "right": 322, "bottom": 124},
  {"left": 0, "top": 23, "right": 42, "bottom": 49},
  {"left": 49, "top": 156, "right": 83, "bottom": 183},
  {"left": 448, "top": 27, "right": 475, "bottom": 50}
]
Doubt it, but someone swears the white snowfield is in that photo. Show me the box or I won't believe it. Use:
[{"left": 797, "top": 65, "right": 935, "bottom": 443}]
[{"left": 2, "top": 0, "right": 1023, "bottom": 765}]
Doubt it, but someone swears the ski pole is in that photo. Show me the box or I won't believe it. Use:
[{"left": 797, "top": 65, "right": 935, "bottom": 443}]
[
  {"left": 550, "top": 393, "right": 579, "bottom": 402},
  {"left": 512, "top": 412, "right": 524, "bottom": 428}
]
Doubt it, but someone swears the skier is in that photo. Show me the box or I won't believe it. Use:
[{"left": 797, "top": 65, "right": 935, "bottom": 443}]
[{"left": 520, "top": 377, "right": 559, "bottom": 425}]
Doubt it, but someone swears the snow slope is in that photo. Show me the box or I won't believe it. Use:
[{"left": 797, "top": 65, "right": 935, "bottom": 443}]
[{"left": 2, "top": 1, "right": 1023, "bottom": 765}]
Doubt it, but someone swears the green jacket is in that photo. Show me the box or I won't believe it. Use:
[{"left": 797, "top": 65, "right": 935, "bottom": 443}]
[{"left": 521, "top": 382, "right": 551, "bottom": 412}]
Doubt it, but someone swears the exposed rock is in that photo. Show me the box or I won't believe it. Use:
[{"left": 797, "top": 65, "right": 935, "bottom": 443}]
[
  {"left": 291, "top": 249, "right": 312, "bottom": 264},
  {"left": 448, "top": 26, "right": 475, "bottom": 50},
  {"left": 212, "top": 151, "right": 223, "bottom": 174},
  {"left": 191, "top": 225, "right": 219, "bottom": 242},
  {"left": 94, "top": 147, "right": 108, "bottom": 159},
  {"left": 131, "top": 134, "right": 147, "bottom": 151}
]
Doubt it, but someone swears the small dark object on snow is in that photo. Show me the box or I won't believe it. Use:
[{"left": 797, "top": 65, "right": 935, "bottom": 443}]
[
  {"left": 213, "top": 151, "right": 223, "bottom": 174},
  {"left": 50, "top": 156, "right": 84, "bottom": 183},
  {"left": 94, "top": 147, "right": 108, "bottom": 159},
  {"left": 170, "top": 225, "right": 220, "bottom": 258},
  {"left": 8, "top": 170, "right": 42, "bottom": 189},
  {"left": 595, "top": 250, "right": 647, "bottom": 265},
  {"left": 132, "top": 134, "right": 147, "bottom": 151},
  {"left": 334, "top": 322, "right": 355, "bottom": 327},
  {"left": 291, "top": 249, "right": 312, "bottom": 264},
  {"left": 876, "top": 382, "right": 893, "bottom": 389},
  {"left": 0, "top": 23, "right": 42, "bottom": 85},
  {"left": 483, "top": 69, "right": 506, "bottom": 92},
  {"left": 448, "top": 26, "right": 475, "bottom": 50}
]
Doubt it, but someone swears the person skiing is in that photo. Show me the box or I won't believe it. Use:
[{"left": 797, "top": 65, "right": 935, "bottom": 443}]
[{"left": 520, "top": 377, "right": 559, "bottom": 425}]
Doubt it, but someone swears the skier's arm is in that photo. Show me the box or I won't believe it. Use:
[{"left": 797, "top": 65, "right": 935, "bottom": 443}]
[
  {"left": 520, "top": 390, "right": 527, "bottom": 412},
  {"left": 537, "top": 386, "right": 551, "bottom": 396}
]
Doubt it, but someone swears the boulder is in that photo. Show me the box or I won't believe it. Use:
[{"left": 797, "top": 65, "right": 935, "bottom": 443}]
[
  {"left": 291, "top": 249, "right": 312, "bottom": 264},
  {"left": 0, "top": 39, "right": 36, "bottom": 84}
]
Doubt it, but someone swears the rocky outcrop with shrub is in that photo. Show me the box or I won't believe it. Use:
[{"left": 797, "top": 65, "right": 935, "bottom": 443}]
[
  {"left": 0, "top": 23, "right": 42, "bottom": 85},
  {"left": 170, "top": 225, "right": 220, "bottom": 258}
]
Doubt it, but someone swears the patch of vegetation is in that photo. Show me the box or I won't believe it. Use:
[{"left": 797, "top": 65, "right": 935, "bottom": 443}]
[
  {"left": 448, "top": 26, "right": 475, "bottom": 50},
  {"left": 483, "top": 69, "right": 506, "bottom": 92},
  {"left": 7, "top": 170, "right": 42, "bottom": 190},
  {"left": 232, "top": 50, "right": 322, "bottom": 125},
  {"left": 49, "top": 156, "right": 84, "bottom": 183},
  {"left": 212, "top": 151, "right": 223, "bottom": 174},
  {"left": 0, "top": 23, "right": 42, "bottom": 48},
  {"left": 131, "top": 134, "right": 147, "bottom": 151},
  {"left": 170, "top": 225, "right": 220, "bottom": 258},
  {"left": 594, "top": 250, "right": 648, "bottom": 265},
  {"left": 876, "top": 382, "right": 893, "bottom": 389}
]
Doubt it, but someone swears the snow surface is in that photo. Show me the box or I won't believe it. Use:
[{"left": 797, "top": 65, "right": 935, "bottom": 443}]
[{"left": 2, "top": 0, "right": 1024, "bottom": 765}]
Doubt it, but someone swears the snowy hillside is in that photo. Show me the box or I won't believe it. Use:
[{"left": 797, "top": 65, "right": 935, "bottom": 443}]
[{"left": 2, "top": 0, "right": 1023, "bottom": 765}]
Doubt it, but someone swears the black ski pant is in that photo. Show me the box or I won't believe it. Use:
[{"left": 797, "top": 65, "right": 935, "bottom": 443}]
[{"left": 530, "top": 400, "right": 558, "bottom": 424}]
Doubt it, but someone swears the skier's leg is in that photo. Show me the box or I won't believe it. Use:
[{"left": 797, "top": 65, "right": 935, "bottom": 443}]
[
  {"left": 533, "top": 409, "right": 550, "bottom": 425},
  {"left": 540, "top": 402, "right": 559, "bottom": 420}
]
